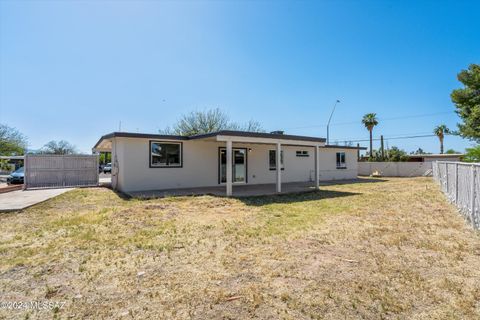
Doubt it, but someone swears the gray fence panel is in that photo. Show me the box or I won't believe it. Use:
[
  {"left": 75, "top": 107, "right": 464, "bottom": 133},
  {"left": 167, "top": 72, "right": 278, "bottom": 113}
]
[
  {"left": 432, "top": 161, "right": 479, "bottom": 230},
  {"left": 24, "top": 154, "right": 98, "bottom": 189}
]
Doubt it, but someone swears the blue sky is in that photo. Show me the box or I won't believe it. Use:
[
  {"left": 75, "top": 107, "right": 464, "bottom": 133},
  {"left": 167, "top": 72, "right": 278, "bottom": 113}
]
[{"left": 0, "top": 0, "right": 479, "bottom": 154}]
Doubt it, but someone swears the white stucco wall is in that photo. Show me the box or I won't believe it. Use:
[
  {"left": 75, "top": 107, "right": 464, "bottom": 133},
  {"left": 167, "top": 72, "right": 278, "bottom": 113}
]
[
  {"left": 318, "top": 149, "right": 358, "bottom": 180},
  {"left": 358, "top": 162, "right": 432, "bottom": 177},
  {"left": 113, "top": 137, "right": 359, "bottom": 192},
  {"left": 423, "top": 156, "right": 462, "bottom": 163}
]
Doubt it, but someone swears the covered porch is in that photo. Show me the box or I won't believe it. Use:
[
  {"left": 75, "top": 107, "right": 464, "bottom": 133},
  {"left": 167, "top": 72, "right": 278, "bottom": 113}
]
[{"left": 190, "top": 131, "right": 325, "bottom": 196}]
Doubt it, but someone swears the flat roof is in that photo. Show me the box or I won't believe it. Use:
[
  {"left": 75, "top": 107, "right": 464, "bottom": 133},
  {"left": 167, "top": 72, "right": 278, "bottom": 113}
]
[
  {"left": 93, "top": 130, "right": 327, "bottom": 150},
  {"left": 409, "top": 153, "right": 464, "bottom": 158},
  {"left": 324, "top": 145, "right": 367, "bottom": 150},
  {"left": 190, "top": 130, "right": 326, "bottom": 142}
]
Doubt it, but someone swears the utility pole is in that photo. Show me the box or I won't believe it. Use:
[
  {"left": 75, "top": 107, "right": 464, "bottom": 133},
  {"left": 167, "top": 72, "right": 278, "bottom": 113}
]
[
  {"left": 357, "top": 143, "right": 360, "bottom": 161},
  {"left": 326, "top": 99, "right": 340, "bottom": 145},
  {"left": 380, "top": 135, "right": 385, "bottom": 160}
]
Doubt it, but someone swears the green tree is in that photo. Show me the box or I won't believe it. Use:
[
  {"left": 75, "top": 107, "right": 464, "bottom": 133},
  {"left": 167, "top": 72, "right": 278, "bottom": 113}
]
[
  {"left": 411, "top": 147, "right": 431, "bottom": 155},
  {"left": 99, "top": 152, "right": 111, "bottom": 165},
  {"left": 0, "top": 159, "right": 13, "bottom": 171},
  {"left": 445, "top": 149, "right": 460, "bottom": 154},
  {"left": 433, "top": 124, "right": 450, "bottom": 154},
  {"left": 0, "top": 124, "right": 28, "bottom": 155},
  {"left": 463, "top": 145, "right": 480, "bottom": 162},
  {"left": 365, "top": 149, "right": 383, "bottom": 162},
  {"left": 161, "top": 108, "right": 264, "bottom": 136},
  {"left": 361, "top": 113, "right": 379, "bottom": 158},
  {"left": 451, "top": 64, "right": 480, "bottom": 142},
  {"left": 41, "top": 140, "right": 77, "bottom": 155},
  {"left": 386, "top": 146, "right": 409, "bottom": 162}
]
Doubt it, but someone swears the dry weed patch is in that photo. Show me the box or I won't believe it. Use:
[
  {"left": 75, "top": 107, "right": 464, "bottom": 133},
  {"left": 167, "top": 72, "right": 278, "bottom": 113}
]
[{"left": 1, "top": 178, "right": 479, "bottom": 319}]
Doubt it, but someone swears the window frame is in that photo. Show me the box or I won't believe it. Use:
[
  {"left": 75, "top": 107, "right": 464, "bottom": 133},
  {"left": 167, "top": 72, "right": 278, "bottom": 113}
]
[
  {"left": 336, "top": 152, "right": 347, "bottom": 169},
  {"left": 269, "top": 149, "right": 285, "bottom": 171},
  {"left": 149, "top": 140, "right": 183, "bottom": 168}
]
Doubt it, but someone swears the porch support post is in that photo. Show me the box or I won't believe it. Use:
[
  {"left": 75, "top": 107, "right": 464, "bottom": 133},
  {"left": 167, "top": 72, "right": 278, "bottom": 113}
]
[
  {"left": 315, "top": 145, "right": 320, "bottom": 189},
  {"left": 226, "top": 140, "right": 233, "bottom": 196},
  {"left": 276, "top": 142, "right": 282, "bottom": 193}
]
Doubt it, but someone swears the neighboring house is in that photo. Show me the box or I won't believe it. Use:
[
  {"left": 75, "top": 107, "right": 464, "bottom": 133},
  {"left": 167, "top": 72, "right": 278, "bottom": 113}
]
[
  {"left": 93, "top": 130, "right": 366, "bottom": 195},
  {"left": 407, "top": 154, "right": 464, "bottom": 163}
]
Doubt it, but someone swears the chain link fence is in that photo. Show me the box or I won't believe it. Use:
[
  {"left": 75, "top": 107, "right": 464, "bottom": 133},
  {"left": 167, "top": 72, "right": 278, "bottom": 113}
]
[{"left": 432, "top": 161, "right": 480, "bottom": 229}]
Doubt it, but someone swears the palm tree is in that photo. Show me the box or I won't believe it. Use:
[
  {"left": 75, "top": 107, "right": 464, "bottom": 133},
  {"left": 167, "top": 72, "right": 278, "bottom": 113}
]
[
  {"left": 433, "top": 124, "right": 450, "bottom": 154},
  {"left": 362, "top": 113, "right": 379, "bottom": 158}
]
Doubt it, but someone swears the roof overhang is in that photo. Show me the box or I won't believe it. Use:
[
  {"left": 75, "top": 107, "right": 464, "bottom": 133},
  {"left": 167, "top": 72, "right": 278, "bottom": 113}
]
[
  {"left": 324, "top": 145, "right": 367, "bottom": 150},
  {"left": 92, "top": 130, "right": 328, "bottom": 151},
  {"left": 0, "top": 155, "right": 25, "bottom": 160},
  {"left": 417, "top": 153, "right": 464, "bottom": 158},
  {"left": 215, "top": 134, "right": 325, "bottom": 147},
  {"left": 92, "top": 132, "right": 188, "bottom": 152},
  {"left": 190, "top": 130, "right": 326, "bottom": 144}
]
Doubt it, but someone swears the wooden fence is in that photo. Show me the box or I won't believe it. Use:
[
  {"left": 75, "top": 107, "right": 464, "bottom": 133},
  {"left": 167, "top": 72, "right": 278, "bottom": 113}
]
[
  {"left": 432, "top": 161, "right": 480, "bottom": 229},
  {"left": 24, "top": 154, "right": 99, "bottom": 189}
]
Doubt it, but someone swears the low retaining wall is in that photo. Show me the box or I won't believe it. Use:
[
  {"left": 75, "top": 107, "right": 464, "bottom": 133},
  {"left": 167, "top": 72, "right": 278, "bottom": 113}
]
[
  {"left": 358, "top": 162, "right": 432, "bottom": 177},
  {"left": 0, "top": 184, "right": 23, "bottom": 194}
]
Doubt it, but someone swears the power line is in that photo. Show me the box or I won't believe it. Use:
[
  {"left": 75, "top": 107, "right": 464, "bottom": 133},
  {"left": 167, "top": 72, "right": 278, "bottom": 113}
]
[
  {"left": 332, "top": 131, "right": 434, "bottom": 142},
  {"left": 331, "top": 133, "right": 444, "bottom": 144},
  {"left": 283, "top": 110, "right": 455, "bottom": 130}
]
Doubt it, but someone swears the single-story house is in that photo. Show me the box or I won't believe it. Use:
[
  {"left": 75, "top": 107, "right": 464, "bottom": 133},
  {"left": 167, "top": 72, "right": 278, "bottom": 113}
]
[
  {"left": 406, "top": 153, "right": 464, "bottom": 163},
  {"left": 93, "top": 130, "right": 366, "bottom": 196}
]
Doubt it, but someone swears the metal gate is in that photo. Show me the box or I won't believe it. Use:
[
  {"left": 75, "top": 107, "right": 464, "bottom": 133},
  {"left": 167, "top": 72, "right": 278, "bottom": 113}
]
[{"left": 24, "top": 154, "right": 99, "bottom": 189}]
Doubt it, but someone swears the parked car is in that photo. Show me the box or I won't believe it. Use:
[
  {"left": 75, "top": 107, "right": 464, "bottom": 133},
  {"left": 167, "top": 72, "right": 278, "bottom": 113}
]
[
  {"left": 103, "top": 163, "right": 112, "bottom": 174},
  {"left": 7, "top": 167, "right": 24, "bottom": 185}
]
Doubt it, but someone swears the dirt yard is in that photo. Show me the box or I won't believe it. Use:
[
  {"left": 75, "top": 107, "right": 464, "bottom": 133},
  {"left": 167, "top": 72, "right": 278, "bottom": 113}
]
[{"left": 0, "top": 177, "right": 479, "bottom": 319}]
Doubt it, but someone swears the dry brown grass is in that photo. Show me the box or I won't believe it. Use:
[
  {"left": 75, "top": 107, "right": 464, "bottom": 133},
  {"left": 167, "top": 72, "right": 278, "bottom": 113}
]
[{"left": 1, "top": 177, "right": 479, "bottom": 319}]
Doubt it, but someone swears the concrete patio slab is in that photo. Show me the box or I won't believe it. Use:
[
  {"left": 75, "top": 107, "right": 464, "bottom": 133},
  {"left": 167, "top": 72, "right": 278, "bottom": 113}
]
[
  {"left": 128, "top": 182, "right": 322, "bottom": 198},
  {"left": 0, "top": 188, "right": 72, "bottom": 212},
  {"left": 129, "top": 181, "right": 319, "bottom": 198},
  {"left": 127, "top": 178, "right": 384, "bottom": 199}
]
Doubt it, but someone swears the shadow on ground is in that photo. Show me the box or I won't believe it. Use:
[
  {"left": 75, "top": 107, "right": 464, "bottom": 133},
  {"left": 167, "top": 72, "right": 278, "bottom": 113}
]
[
  {"left": 117, "top": 178, "right": 386, "bottom": 201},
  {"left": 240, "top": 189, "right": 361, "bottom": 206},
  {"left": 319, "top": 178, "right": 388, "bottom": 186}
]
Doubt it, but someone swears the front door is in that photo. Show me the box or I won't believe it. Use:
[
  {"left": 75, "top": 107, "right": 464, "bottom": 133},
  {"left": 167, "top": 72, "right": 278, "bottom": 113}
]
[{"left": 219, "top": 148, "right": 247, "bottom": 184}]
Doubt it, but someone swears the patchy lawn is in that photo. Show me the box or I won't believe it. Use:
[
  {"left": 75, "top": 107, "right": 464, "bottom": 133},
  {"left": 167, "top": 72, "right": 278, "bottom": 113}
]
[{"left": 1, "top": 177, "right": 479, "bottom": 319}]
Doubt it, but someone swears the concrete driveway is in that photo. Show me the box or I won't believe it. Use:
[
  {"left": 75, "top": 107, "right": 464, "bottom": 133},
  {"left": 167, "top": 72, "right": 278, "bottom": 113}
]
[{"left": 0, "top": 188, "right": 72, "bottom": 212}]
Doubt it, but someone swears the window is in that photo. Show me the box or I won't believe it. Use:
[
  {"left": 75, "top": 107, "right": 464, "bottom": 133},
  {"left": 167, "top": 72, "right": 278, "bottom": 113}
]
[
  {"left": 269, "top": 150, "right": 284, "bottom": 170},
  {"left": 296, "top": 150, "right": 309, "bottom": 157},
  {"left": 150, "top": 141, "right": 182, "bottom": 167},
  {"left": 336, "top": 152, "right": 346, "bottom": 169}
]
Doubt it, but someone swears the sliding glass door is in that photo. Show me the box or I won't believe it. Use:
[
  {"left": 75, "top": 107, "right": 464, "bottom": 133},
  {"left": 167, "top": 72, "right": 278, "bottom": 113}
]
[{"left": 219, "top": 148, "right": 247, "bottom": 184}]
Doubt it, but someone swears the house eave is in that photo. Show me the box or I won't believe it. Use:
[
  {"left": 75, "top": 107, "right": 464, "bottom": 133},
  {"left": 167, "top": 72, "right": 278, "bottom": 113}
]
[
  {"left": 324, "top": 145, "right": 368, "bottom": 150},
  {"left": 92, "top": 130, "right": 328, "bottom": 151}
]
